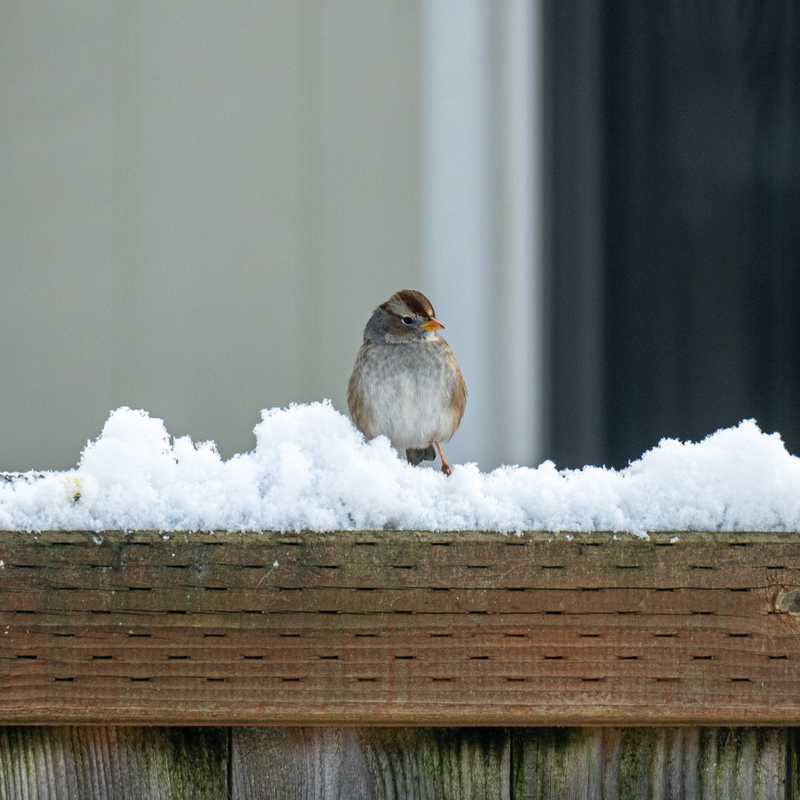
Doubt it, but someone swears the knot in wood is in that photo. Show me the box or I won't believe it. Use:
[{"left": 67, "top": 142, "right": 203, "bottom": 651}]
[{"left": 776, "top": 589, "right": 800, "bottom": 613}]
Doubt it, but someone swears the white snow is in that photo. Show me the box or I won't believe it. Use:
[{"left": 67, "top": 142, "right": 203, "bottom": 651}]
[{"left": 1, "top": 402, "right": 800, "bottom": 534}]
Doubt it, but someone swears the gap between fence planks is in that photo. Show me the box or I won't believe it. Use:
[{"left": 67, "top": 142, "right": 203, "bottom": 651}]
[
  {"left": 0, "top": 726, "right": 793, "bottom": 800},
  {"left": 1, "top": 530, "right": 800, "bottom": 725}
]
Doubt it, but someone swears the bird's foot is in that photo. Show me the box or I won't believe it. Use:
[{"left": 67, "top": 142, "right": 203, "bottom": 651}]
[{"left": 433, "top": 441, "right": 453, "bottom": 477}]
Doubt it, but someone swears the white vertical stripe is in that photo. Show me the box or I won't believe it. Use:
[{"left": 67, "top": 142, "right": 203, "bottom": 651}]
[
  {"left": 500, "top": 0, "right": 544, "bottom": 466},
  {"left": 422, "top": 0, "right": 544, "bottom": 469}
]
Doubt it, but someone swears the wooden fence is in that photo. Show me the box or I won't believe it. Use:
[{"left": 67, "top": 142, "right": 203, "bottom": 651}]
[
  {"left": 0, "top": 726, "right": 794, "bottom": 799},
  {"left": 1, "top": 529, "right": 799, "bottom": 797}
]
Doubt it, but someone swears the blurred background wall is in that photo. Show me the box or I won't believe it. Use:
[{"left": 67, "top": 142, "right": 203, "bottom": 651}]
[
  {"left": 2, "top": 1, "right": 798, "bottom": 472},
  {"left": 0, "top": 0, "right": 542, "bottom": 471}
]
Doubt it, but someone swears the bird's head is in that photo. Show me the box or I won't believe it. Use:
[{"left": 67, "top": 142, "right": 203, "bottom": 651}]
[{"left": 364, "top": 290, "right": 445, "bottom": 344}]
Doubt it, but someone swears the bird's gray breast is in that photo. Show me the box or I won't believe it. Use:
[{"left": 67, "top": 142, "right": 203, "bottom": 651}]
[{"left": 354, "top": 341, "right": 457, "bottom": 451}]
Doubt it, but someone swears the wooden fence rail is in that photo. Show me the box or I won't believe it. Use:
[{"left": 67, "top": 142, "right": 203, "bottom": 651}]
[
  {"left": 1, "top": 529, "right": 800, "bottom": 797},
  {"left": 1, "top": 530, "right": 800, "bottom": 726}
]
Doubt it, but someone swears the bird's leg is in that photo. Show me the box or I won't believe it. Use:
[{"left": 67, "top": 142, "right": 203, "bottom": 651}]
[{"left": 433, "top": 441, "right": 452, "bottom": 476}]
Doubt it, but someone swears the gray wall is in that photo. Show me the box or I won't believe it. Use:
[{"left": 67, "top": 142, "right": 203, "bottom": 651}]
[{"left": 1, "top": 1, "right": 541, "bottom": 471}]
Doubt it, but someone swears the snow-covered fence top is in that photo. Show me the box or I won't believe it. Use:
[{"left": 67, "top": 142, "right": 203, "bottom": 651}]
[
  {"left": 1, "top": 528, "right": 799, "bottom": 727},
  {"left": 2, "top": 403, "right": 800, "bottom": 533}
]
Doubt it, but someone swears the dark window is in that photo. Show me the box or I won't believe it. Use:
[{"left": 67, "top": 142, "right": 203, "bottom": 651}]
[{"left": 546, "top": 2, "right": 800, "bottom": 468}]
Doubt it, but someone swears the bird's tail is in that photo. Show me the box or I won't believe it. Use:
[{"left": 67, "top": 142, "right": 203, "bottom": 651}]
[{"left": 406, "top": 446, "right": 436, "bottom": 466}]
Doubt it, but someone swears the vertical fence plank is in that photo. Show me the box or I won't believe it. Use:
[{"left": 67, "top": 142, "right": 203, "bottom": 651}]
[
  {"left": 694, "top": 729, "right": 786, "bottom": 800},
  {"left": 0, "top": 727, "right": 227, "bottom": 800},
  {"left": 789, "top": 728, "right": 800, "bottom": 800},
  {"left": 232, "top": 728, "right": 510, "bottom": 800},
  {"left": 511, "top": 728, "right": 600, "bottom": 800},
  {"left": 512, "top": 728, "right": 787, "bottom": 800}
]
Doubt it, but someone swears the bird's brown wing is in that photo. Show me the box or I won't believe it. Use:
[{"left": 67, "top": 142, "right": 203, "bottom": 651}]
[
  {"left": 347, "top": 346, "right": 375, "bottom": 438},
  {"left": 448, "top": 353, "right": 467, "bottom": 439}
]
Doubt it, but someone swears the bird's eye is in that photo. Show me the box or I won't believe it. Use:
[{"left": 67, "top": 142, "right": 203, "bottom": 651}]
[{"left": 401, "top": 316, "right": 414, "bottom": 326}]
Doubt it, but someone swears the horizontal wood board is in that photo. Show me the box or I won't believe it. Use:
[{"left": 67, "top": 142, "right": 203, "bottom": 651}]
[{"left": 1, "top": 530, "right": 800, "bottom": 725}]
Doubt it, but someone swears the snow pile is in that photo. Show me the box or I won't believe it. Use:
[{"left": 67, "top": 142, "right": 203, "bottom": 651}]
[{"left": 1, "top": 402, "right": 800, "bottom": 533}]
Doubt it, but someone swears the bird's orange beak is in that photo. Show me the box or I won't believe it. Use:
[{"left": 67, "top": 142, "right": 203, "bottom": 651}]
[{"left": 421, "top": 318, "right": 445, "bottom": 332}]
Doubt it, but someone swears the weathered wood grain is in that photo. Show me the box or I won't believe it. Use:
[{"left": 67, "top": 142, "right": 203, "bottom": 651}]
[
  {"left": 0, "top": 727, "right": 227, "bottom": 800},
  {"left": 232, "top": 728, "right": 510, "bottom": 800},
  {"left": 1, "top": 530, "right": 800, "bottom": 724},
  {"left": 0, "top": 726, "right": 793, "bottom": 799},
  {"left": 512, "top": 728, "right": 788, "bottom": 800}
]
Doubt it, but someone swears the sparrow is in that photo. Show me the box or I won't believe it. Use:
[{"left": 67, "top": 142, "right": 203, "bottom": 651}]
[{"left": 347, "top": 290, "right": 467, "bottom": 475}]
